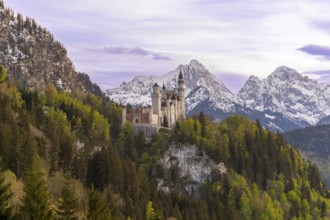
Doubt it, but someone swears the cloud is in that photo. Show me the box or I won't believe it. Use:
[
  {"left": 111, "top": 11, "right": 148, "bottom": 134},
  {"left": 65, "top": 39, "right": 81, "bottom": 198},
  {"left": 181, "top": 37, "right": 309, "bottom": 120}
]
[
  {"left": 304, "top": 70, "right": 330, "bottom": 75},
  {"left": 7, "top": 0, "right": 330, "bottom": 90},
  {"left": 88, "top": 70, "right": 141, "bottom": 90},
  {"left": 298, "top": 45, "right": 330, "bottom": 60},
  {"left": 302, "top": 69, "right": 330, "bottom": 85},
  {"left": 91, "top": 46, "right": 171, "bottom": 61},
  {"left": 313, "top": 20, "right": 330, "bottom": 33}
]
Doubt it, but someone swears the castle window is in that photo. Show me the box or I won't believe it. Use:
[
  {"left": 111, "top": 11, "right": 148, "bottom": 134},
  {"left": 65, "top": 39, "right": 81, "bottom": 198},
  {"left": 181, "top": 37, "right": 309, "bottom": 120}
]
[{"left": 135, "top": 119, "right": 139, "bottom": 123}]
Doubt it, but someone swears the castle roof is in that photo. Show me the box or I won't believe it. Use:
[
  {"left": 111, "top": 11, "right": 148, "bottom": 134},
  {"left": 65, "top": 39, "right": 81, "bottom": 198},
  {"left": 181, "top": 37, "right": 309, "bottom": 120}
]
[{"left": 178, "top": 71, "right": 183, "bottom": 80}]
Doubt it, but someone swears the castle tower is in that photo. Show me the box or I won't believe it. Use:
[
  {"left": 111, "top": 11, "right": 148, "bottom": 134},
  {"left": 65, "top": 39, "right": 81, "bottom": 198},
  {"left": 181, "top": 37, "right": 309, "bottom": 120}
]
[
  {"left": 178, "top": 71, "right": 185, "bottom": 119},
  {"left": 148, "top": 106, "right": 153, "bottom": 124},
  {"left": 151, "top": 83, "right": 161, "bottom": 125}
]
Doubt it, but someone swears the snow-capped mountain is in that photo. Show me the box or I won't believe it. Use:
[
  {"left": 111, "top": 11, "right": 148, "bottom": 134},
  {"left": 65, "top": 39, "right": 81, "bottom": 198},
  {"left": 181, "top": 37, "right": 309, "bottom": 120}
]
[
  {"left": 237, "top": 66, "right": 330, "bottom": 126},
  {"left": 107, "top": 60, "right": 236, "bottom": 113},
  {"left": 107, "top": 61, "right": 330, "bottom": 132}
]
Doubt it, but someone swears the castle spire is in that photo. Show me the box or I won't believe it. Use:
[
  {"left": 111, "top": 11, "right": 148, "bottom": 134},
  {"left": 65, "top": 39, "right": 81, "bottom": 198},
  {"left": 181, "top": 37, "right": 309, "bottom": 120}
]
[{"left": 178, "top": 71, "right": 183, "bottom": 80}]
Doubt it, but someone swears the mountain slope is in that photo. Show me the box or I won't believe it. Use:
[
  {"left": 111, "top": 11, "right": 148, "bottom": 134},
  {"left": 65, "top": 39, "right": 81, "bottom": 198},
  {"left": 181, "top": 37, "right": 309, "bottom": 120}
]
[
  {"left": 283, "top": 125, "right": 330, "bottom": 187},
  {"left": 0, "top": 4, "right": 103, "bottom": 97},
  {"left": 317, "top": 115, "right": 330, "bottom": 126}
]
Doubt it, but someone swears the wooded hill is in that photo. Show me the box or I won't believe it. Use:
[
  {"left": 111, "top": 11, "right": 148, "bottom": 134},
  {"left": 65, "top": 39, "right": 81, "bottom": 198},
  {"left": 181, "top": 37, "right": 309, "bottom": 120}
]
[
  {"left": 284, "top": 125, "right": 330, "bottom": 188},
  {"left": 0, "top": 65, "right": 329, "bottom": 219}
]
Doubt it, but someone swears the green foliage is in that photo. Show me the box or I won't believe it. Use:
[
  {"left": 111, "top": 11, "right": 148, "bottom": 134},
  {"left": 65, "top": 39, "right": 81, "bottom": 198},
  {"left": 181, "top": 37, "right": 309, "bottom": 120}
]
[
  {"left": 284, "top": 124, "right": 330, "bottom": 186},
  {"left": 199, "top": 111, "right": 206, "bottom": 137},
  {"left": 57, "top": 175, "right": 78, "bottom": 220},
  {"left": 20, "top": 158, "right": 54, "bottom": 220},
  {"left": 146, "top": 201, "right": 156, "bottom": 220},
  {"left": 172, "top": 115, "right": 330, "bottom": 219},
  {"left": 88, "top": 186, "right": 112, "bottom": 220},
  {"left": 0, "top": 65, "right": 7, "bottom": 84},
  {"left": 0, "top": 163, "right": 13, "bottom": 219},
  {"left": 116, "top": 123, "right": 137, "bottom": 160}
]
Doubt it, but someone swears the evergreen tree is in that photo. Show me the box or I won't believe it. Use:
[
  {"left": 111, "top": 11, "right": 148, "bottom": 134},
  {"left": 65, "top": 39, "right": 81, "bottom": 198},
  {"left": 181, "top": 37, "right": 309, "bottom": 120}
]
[
  {"left": 57, "top": 175, "right": 78, "bottom": 220},
  {"left": 20, "top": 158, "right": 54, "bottom": 220},
  {"left": 256, "top": 118, "right": 262, "bottom": 133},
  {"left": 199, "top": 111, "right": 206, "bottom": 137},
  {"left": 88, "top": 186, "right": 112, "bottom": 220},
  {"left": 0, "top": 65, "right": 7, "bottom": 84},
  {"left": 0, "top": 164, "right": 13, "bottom": 219},
  {"left": 146, "top": 201, "right": 156, "bottom": 220}
]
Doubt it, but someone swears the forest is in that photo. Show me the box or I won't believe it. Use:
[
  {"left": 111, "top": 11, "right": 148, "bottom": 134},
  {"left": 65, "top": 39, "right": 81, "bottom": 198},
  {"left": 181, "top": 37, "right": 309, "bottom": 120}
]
[{"left": 0, "top": 64, "right": 329, "bottom": 219}]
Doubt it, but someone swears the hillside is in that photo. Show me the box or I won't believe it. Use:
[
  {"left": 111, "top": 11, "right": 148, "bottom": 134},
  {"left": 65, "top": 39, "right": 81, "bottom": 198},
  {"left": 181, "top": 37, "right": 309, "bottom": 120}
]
[
  {"left": 0, "top": 65, "right": 329, "bottom": 218},
  {"left": 284, "top": 125, "right": 330, "bottom": 187}
]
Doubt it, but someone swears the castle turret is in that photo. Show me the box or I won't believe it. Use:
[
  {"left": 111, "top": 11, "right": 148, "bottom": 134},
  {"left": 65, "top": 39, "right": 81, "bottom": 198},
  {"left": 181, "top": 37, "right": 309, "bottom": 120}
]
[
  {"left": 178, "top": 71, "right": 185, "bottom": 119},
  {"left": 148, "top": 106, "right": 153, "bottom": 124},
  {"left": 151, "top": 83, "right": 161, "bottom": 125}
]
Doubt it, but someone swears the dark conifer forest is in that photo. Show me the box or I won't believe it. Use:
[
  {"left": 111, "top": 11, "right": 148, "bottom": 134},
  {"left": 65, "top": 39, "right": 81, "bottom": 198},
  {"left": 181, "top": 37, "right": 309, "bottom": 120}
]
[{"left": 0, "top": 65, "right": 329, "bottom": 219}]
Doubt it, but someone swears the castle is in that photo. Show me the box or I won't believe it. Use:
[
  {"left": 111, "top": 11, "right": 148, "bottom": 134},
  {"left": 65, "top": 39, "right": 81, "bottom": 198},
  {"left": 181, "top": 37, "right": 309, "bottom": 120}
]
[{"left": 122, "top": 72, "right": 185, "bottom": 135}]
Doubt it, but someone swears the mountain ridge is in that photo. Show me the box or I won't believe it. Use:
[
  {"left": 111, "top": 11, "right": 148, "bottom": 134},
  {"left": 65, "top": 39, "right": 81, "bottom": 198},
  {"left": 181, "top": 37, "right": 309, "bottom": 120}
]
[{"left": 237, "top": 66, "right": 330, "bottom": 125}]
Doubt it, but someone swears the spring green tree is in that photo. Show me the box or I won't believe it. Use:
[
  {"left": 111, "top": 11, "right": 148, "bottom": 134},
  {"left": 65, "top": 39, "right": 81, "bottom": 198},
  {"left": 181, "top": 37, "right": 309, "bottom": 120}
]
[
  {"left": 0, "top": 164, "right": 13, "bottom": 219},
  {"left": 20, "top": 158, "right": 54, "bottom": 220},
  {"left": 0, "top": 65, "right": 7, "bottom": 84},
  {"left": 88, "top": 186, "right": 112, "bottom": 220},
  {"left": 57, "top": 175, "right": 78, "bottom": 220}
]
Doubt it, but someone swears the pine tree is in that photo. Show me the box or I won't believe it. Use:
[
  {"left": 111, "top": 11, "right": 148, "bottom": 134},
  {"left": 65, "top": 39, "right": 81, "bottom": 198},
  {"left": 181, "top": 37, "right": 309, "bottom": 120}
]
[
  {"left": 0, "top": 65, "right": 7, "bottom": 84},
  {"left": 146, "top": 201, "right": 156, "bottom": 220},
  {"left": 0, "top": 163, "right": 13, "bottom": 219},
  {"left": 57, "top": 175, "right": 78, "bottom": 220},
  {"left": 199, "top": 111, "right": 206, "bottom": 137},
  {"left": 88, "top": 186, "right": 111, "bottom": 220},
  {"left": 20, "top": 158, "right": 54, "bottom": 220}
]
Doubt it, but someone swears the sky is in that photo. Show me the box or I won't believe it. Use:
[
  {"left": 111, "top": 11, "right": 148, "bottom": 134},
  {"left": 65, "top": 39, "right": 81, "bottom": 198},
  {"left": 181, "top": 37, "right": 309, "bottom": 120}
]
[{"left": 5, "top": 0, "right": 330, "bottom": 93}]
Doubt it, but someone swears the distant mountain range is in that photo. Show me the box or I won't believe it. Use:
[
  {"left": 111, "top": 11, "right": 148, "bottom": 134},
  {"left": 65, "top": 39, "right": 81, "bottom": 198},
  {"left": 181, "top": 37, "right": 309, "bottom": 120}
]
[{"left": 107, "top": 60, "right": 330, "bottom": 132}]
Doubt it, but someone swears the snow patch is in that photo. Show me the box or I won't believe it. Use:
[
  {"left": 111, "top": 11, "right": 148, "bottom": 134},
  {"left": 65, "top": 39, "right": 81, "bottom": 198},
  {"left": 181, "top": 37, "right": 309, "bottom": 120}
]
[{"left": 265, "top": 114, "right": 276, "bottom": 120}]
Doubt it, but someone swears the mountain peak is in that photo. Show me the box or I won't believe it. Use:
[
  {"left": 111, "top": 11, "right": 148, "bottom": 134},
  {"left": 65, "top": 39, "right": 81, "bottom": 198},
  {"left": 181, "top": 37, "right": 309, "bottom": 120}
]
[
  {"left": 274, "top": 65, "right": 294, "bottom": 71},
  {"left": 247, "top": 75, "right": 260, "bottom": 82},
  {"left": 269, "top": 66, "right": 303, "bottom": 81},
  {"left": 107, "top": 60, "right": 235, "bottom": 113},
  {"left": 189, "top": 59, "right": 200, "bottom": 66},
  {"left": 238, "top": 65, "right": 330, "bottom": 126}
]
